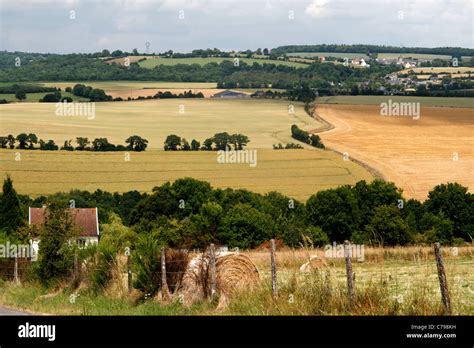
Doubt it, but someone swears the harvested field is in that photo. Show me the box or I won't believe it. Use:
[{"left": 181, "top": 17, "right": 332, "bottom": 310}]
[{"left": 315, "top": 104, "right": 474, "bottom": 200}]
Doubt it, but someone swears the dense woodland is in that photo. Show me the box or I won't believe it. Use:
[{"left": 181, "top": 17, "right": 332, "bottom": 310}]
[
  {"left": 1, "top": 176, "right": 472, "bottom": 252},
  {"left": 271, "top": 44, "right": 474, "bottom": 57},
  {"left": 0, "top": 51, "right": 398, "bottom": 90}
]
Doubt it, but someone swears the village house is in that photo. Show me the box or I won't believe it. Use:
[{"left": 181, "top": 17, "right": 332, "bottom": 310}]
[{"left": 29, "top": 207, "right": 100, "bottom": 253}]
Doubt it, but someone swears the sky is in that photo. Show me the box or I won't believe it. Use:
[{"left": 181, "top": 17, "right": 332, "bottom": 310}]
[{"left": 0, "top": 0, "right": 472, "bottom": 54}]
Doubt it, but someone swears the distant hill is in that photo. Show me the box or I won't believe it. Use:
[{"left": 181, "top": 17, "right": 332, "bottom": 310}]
[{"left": 272, "top": 45, "right": 474, "bottom": 57}]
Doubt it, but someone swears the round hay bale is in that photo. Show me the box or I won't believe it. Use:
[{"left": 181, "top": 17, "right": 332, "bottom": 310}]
[{"left": 178, "top": 252, "right": 259, "bottom": 307}]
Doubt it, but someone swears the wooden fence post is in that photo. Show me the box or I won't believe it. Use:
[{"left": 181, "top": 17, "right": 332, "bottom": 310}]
[
  {"left": 14, "top": 256, "right": 19, "bottom": 284},
  {"left": 270, "top": 239, "right": 277, "bottom": 300},
  {"left": 209, "top": 243, "right": 217, "bottom": 300},
  {"left": 127, "top": 252, "right": 132, "bottom": 293},
  {"left": 74, "top": 249, "right": 78, "bottom": 279},
  {"left": 344, "top": 240, "right": 355, "bottom": 306},
  {"left": 161, "top": 247, "right": 170, "bottom": 299},
  {"left": 434, "top": 242, "right": 452, "bottom": 315}
]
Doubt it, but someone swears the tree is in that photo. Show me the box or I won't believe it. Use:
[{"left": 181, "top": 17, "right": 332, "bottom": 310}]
[
  {"left": 352, "top": 180, "right": 403, "bottom": 227},
  {"left": 0, "top": 176, "right": 24, "bottom": 235},
  {"left": 34, "top": 201, "right": 78, "bottom": 285},
  {"left": 27, "top": 133, "right": 38, "bottom": 149},
  {"left": 365, "top": 205, "right": 411, "bottom": 246},
  {"left": 111, "top": 50, "right": 123, "bottom": 57},
  {"left": 305, "top": 186, "right": 360, "bottom": 242},
  {"left": 75, "top": 137, "right": 90, "bottom": 150},
  {"left": 418, "top": 212, "right": 454, "bottom": 244},
  {"left": 125, "top": 135, "right": 148, "bottom": 152},
  {"left": 134, "top": 137, "right": 148, "bottom": 152},
  {"left": 15, "top": 133, "right": 28, "bottom": 149},
  {"left": 39, "top": 139, "right": 58, "bottom": 150},
  {"left": 231, "top": 134, "right": 250, "bottom": 150},
  {"left": 164, "top": 134, "right": 181, "bottom": 151},
  {"left": 40, "top": 92, "right": 61, "bottom": 102},
  {"left": 181, "top": 138, "right": 191, "bottom": 151},
  {"left": 424, "top": 183, "right": 473, "bottom": 241},
  {"left": 0, "top": 136, "right": 8, "bottom": 148},
  {"left": 263, "top": 48, "right": 269, "bottom": 56},
  {"left": 202, "top": 137, "right": 213, "bottom": 150},
  {"left": 218, "top": 203, "right": 274, "bottom": 249},
  {"left": 191, "top": 139, "right": 200, "bottom": 151},
  {"left": 61, "top": 140, "right": 74, "bottom": 151},
  {"left": 92, "top": 138, "right": 114, "bottom": 151},
  {"left": 213, "top": 132, "right": 231, "bottom": 151},
  {"left": 15, "top": 90, "right": 26, "bottom": 101},
  {"left": 190, "top": 202, "right": 224, "bottom": 247},
  {"left": 303, "top": 226, "right": 330, "bottom": 247},
  {"left": 7, "top": 134, "right": 15, "bottom": 149},
  {"left": 88, "top": 88, "right": 111, "bottom": 101},
  {"left": 310, "top": 134, "right": 324, "bottom": 149}
]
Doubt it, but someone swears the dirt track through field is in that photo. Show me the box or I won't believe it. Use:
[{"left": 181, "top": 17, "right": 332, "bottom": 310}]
[{"left": 316, "top": 104, "right": 474, "bottom": 200}]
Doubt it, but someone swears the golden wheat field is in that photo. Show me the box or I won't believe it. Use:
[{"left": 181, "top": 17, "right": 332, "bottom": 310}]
[
  {"left": 0, "top": 99, "right": 320, "bottom": 149},
  {"left": 0, "top": 149, "right": 372, "bottom": 200},
  {"left": 316, "top": 104, "right": 474, "bottom": 201}
]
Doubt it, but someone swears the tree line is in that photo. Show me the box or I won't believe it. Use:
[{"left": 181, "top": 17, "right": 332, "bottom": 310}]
[
  {"left": 1, "top": 176, "right": 472, "bottom": 253},
  {"left": 0, "top": 51, "right": 397, "bottom": 91},
  {"left": 291, "top": 125, "right": 325, "bottom": 149},
  {"left": 0, "top": 134, "right": 148, "bottom": 152},
  {"left": 163, "top": 133, "right": 250, "bottom": 151},
  {"left": 272, "top": 44, "right": 474, "bottom": 58}
]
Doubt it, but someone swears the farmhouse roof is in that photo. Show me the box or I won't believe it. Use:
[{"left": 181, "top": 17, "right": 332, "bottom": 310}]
[
  {"left": 211, "top": 90, "right": 251, "bottom": 98},
  {"left": 28, "top": 208, "right": 99, "bottom": 237}
]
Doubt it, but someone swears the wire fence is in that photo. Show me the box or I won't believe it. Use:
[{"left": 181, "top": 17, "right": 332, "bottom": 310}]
[{"left": 0, "top": 241, "right": 469, "bottom": 313}]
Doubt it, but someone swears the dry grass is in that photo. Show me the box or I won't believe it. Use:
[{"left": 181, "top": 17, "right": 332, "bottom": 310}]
[
  {"left": 228, "top": 245, "right": 474, "bottom": 315},
  {"left": 316, "top": 104, "right": 474, "bottom": 200}
]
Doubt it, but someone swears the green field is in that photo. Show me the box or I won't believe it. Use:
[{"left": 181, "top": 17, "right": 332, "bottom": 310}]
[
  {"left": 138, "top": 57, "right": 308, "bottom": 68},
  {"left": 378, "top": 53, "right": 452, "bottom": 60},
  {"left": 0, "top": 92, "right": 87, "bottom": 102},
  {"left": 286, "top": 52, "right": 368, "bottom": 59},
  {"left": 317, "top": 95, "right": 474, "bottom": 108}
]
